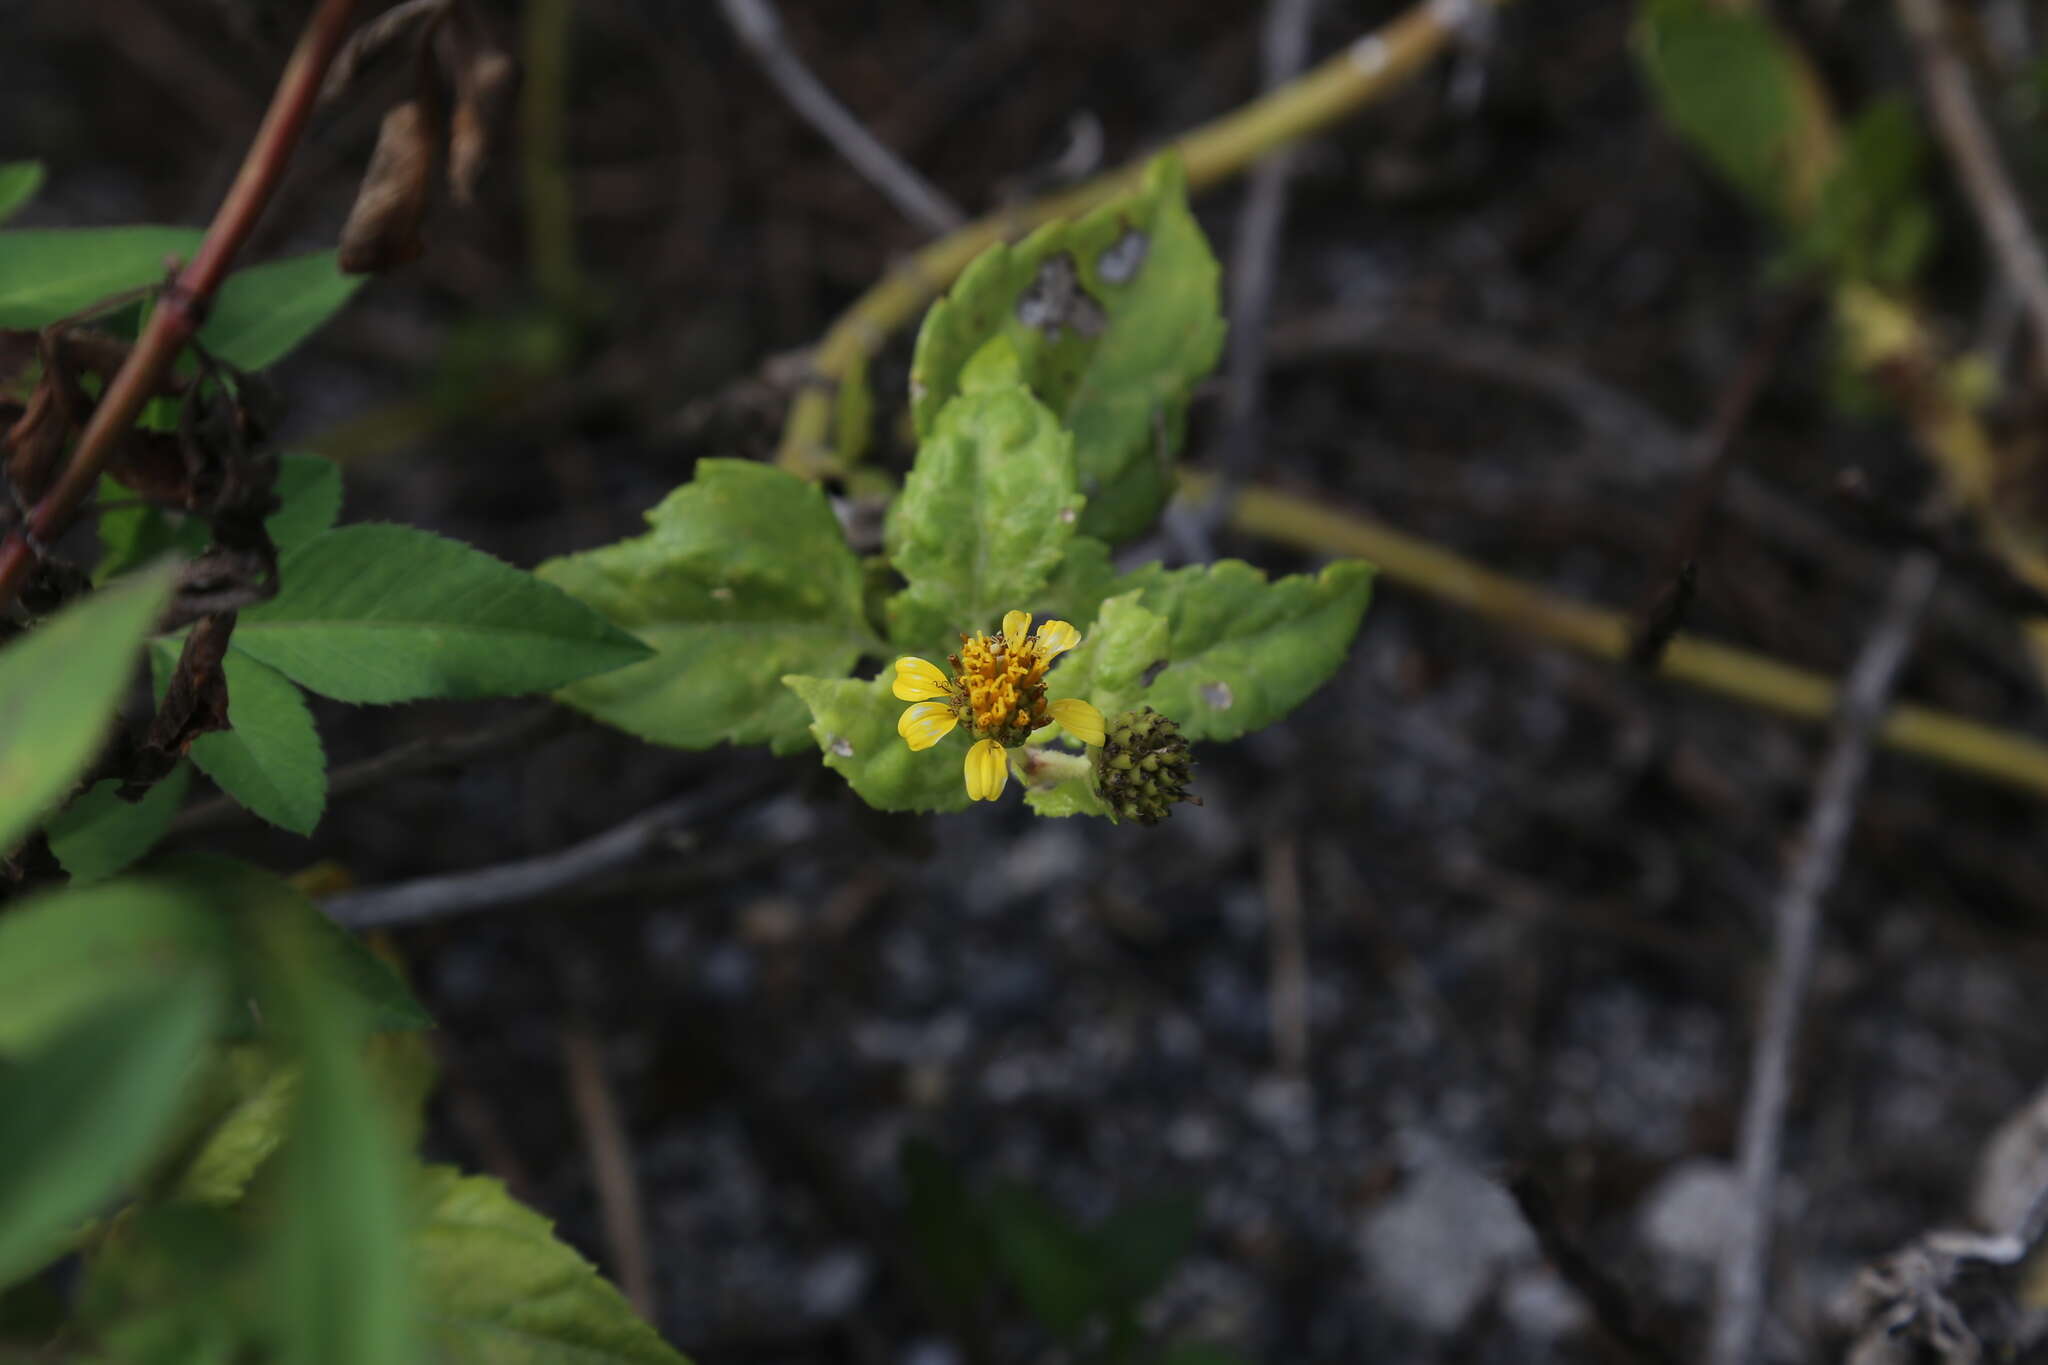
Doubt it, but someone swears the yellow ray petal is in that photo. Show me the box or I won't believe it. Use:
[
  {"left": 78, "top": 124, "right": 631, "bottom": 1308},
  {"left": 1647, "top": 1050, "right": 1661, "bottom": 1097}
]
[
  {"left": 893, "top": 656, "right": 952, "bottom": 701},
  {"left": 1048, "top": 697, "right": 1106, "bottom": 747},
  {"left": 964, "top": 737, "right": 1008, "bottom": 801},
  {"left": 1002, "top": 610, "right": 1033, "bottom": 651},
  {"left": 1035, "top": 619, "right": 1082, "bottom": 660},
  {"left": 897, "top": 701, "right": 958, "bottom": 751}
]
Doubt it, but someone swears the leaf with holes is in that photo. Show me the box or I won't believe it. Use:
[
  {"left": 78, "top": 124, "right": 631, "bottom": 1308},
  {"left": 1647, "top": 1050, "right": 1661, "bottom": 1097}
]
[
  {"left": 908, "top": 155, "right": 1223, "bottom": 542},
  {"left": 782, "top": 672, "right": 970, "bottom": 813}
]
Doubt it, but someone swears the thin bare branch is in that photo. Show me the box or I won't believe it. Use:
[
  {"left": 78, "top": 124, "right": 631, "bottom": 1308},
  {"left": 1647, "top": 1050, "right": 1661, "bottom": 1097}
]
[
  {"left": 716, "top": 0, "right": 965, "bottom": 236},
  {"left": 322, "top": 775, "right": 769, "bottom": 930},
  {"left": 1706, "top": 549, "right": 1942, "bottom": 1365},
  {"left": 1895, "top": 0, "right": 2048, "bottom": 383},
  {"left": 561, "top": 1024, "right": 657, "bottom": 1318}
]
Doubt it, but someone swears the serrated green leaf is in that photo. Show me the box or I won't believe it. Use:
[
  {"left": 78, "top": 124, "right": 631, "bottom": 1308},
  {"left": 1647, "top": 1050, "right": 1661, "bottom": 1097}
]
[
  {"left": 150, "top": 644, "right": 326, "bottom": 834},
  {"left": 1637, "top": 0, "right": 1803, "bottom": 218},
  {"left": 77, "top": 1202, "right": 256, "bottom": 1365},
  {"left": 0, "top": 878, "right": 224, "bottom": 1057},
  {"left": 909, "top": 155, "right": 1224, "bottom": 542},
  {"left": 268, "top": 453, "right": 344, "bottom": 553},
  {"left": 0, "top": 975, "right": 222, "bottom": 1290},
  {"left": 233, "top": 524, "right": 652, "bottom": 704},
  {"left": 1032, "top": 535, "right": 1120, "bottom": 633},
  {"left": 412, "top": 1165, "right": 691, "bottom": 1365},
  {"left": 886, "top": 357, "right": 1083, "bottom": 649},
  {"left": 47, "top": 764, "right": 192, "bottom": 884},
  {"left": 783, "top": 672, "right": 970, "bottom": 813},
  {"left": 200, "top": 251, "right": 362, "bottom": 371},
  {"left": 262, "top": 911, "right": 419, "bottom": 1365},
  {"left": 541, "top": 460, "right": 877, "bottom": 753},
  {"left": 155, "top": 856, "right": 431, "bottom": 1035},
  {"left": 0, "top": 163, "right": 44, "bottom": 224},
  {"left": 0, "top": 226, "right": 200, "bottom": 328},
  {"left": 0, "top": 562, "right": 177, "bottom": 856}
]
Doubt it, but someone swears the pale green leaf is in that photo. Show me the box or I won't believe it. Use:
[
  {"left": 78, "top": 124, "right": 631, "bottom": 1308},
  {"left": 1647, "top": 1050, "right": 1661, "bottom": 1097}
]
[
  {"left": 151, "top": 644, "right": 326, "bottom": 834},
  {"left": 1022, "top": 763, "right": 1109, "bottom": 819},
  {"left": 0, "top": 878, "right": 224, "bottom": 1056},
  {"left": 200, "top": 251, "right": 363, "bottom": 371},
  {"left": 1042, "top": 591, "right": 1171, "bottom": 721},
  {"left": 412, "top": 1165, "right": 692, "bottom": 1365},
  {"left": 0, "top": 563, "right": 177, "bottom": 855},
  {"left": 0, "top": 976, "right": 222, "bottom": 1290},
  {"left": 540, "top": 460, "right": 877, "bottom": 753},
  {"left": 0, "top": 163, "right": 44, "bottom": 224},
  {"left": 268, "top": 453, "right": 345, "bottom": 553},
  {"left": 234, "top": 525, "right": 653, "bottom": 704},
  {"left": 1118, "top": 559, "right": 1374, "bottom": 741},
  {"left": 0, "top": 226, "right": 199, "bottom": 328},
  {"left": 177, "top": 1047, "right": 299, "bottom": 1206},
  {"left": 885, "top": 352, "right": 1082, "bottom": 650},
  {"left": 46, "top": 764, "right": 193, "bottom": 883},
  {"left": 782, "top": 672, "right": 970, "bottom": 813},
  {"left": 908, "top": 155, "right": 1225, "bottom": 541}
]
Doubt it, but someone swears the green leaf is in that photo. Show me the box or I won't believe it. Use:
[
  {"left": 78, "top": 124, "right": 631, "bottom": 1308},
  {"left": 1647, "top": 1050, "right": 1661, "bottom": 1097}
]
[
  {"left": 909, "top": 155, "right": 1225, "bottom": 542},
  {"left": 0, "top": 976, "right": 222, "bottom": 1289},
  {"left": 0, "top": 878, "right": 224, "bottom": 1057},
  {"left": 1094, "top": 1194, "right": 1201, "bottom": 1306},
  {"left": 412, "top": 1165, "right": 691, "bottom": 1365},
  {"left": 900, "top": 1139, "right": 996, "bottom": 1309},
  {"left": 176, "top": 1047, "right": 300, "bottom": 1206},
  {"left": 77, "top": 1202, "right": 256, "bottom": 1365},
  {"left": 154, "top": 856, "right": 431, "bottom": 1035},
  {"left": 885, "top": 350, "right": 1083, "bottom": 651},
  {"left": 1044, "top": 591, "right": 1171, "bottom": 720},
  {"left": 151, "top": 644, "right": 326, "bottom": 834},
  {"left": 1033, "top": 535, "right": 1120, "bottom": 633},
  {"left": 233, "top": 524, "right": 653, "bottom": 704},
  {"left": 46, "top": 764, "right": 193, "bottom": 883},
  {"left": 0, "top": 163, "right": 43, "bottom": 224},
  {"left": 984, "top": 1182, "right": 1105, "bottom": 1338},
  {"left": 261, "top": 912, "right": 420, "bottom": 1365},
  {"left": 540, "top": 460, "right": 877, "bottom": 753},
  {"left": 0, "top": 226, "right": 199, "bottom": 328},
  {"left": 0, "top": 562, "right": 177, "bottom": 855},
  {"left": 1637, "top": 0, "right": 1803, "bottom": 218},
  {"left": 1130, "top": 560, "right": 1373, "bottom": 741},
  {"left": 782, "top": 672, "right": 970, "bottom": 813},
  {"left": 1021, "top": 762, "right": 1110, "bottom": 819},
  {"left": 1793, "top": 97, "right": 1936, "bottom": 287},
  {"left": 268, "top": 453, "right": 345, "bottom": 554},
  {"left": 199, "top": 251, "right": 363, "bottom": 371}
]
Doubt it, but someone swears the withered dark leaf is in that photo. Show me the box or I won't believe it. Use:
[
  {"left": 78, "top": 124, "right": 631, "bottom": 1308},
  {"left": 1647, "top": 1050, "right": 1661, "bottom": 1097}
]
[
  {"left": 320, "top": 0, "right": 453, "bottom": 106},
  {"left": 105, "top": 428, "right": 194, "bottom": 507},
  {"left": 139, "top": 611, "right": 236, "bottom": 773},
  {"left": 339, "top": 99, "right": 439, "bottom": 274},
  {"left": 448, "top": 50, "right": 515, "bottom": 205}
]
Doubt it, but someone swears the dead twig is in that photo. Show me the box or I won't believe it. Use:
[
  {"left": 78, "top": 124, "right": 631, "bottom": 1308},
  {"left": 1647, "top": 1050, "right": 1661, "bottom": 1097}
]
[
  {"left": 715, "top": 0, "right": 965, "bottom": 236},
  {"left": 1895, "top": 0, "right": 2048, "bottom": 385},
  {"left": 1263, "top": 832, "right": 1310, "bottom": 1077},
  {"left": 1506, "top": 1169, "right": 1677, "bottom": 1365},
  {"left": 1178, "top": 0, "right": 1318, "bottom": 557},
  {"left": 172, "top": 705, "right": 575, "bottom": 835},
  {"left": 560, "top": 1023, "right": 656, "bottom": 1319},
  {"left": 1627, "top": 292, "right": 1816, "bottom": 668},
  {"left": 0, "top": 0, "right": 363, "bottom": 612},
  {"left": 1706, "top": 549, "right": 1943, "bottom": 1365},
  {"left": 321, "top": 774, "right": 771, "bottom": 930}
]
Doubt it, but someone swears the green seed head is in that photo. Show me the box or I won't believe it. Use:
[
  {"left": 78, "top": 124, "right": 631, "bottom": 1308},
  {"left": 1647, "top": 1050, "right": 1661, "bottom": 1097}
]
[{"left": 1093, "top": 707, "right": 1198, "bottom": 825}]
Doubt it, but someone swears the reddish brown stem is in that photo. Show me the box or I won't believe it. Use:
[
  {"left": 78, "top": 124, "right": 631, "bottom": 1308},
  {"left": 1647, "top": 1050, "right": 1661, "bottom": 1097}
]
[{"left": 0, "top": 0, "right": 361, "bottom": 612}]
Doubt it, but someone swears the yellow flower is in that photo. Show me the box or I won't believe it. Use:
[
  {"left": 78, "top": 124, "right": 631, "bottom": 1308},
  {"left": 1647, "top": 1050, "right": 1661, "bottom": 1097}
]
[{"left": 892, "top": 610, "right": 1106, "bottom": 801}]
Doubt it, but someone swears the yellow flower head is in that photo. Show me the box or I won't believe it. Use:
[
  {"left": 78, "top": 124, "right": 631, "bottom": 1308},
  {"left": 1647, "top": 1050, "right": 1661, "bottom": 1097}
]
[{"left": 893, "top": 610, "right": 1106, "bottom": 802}]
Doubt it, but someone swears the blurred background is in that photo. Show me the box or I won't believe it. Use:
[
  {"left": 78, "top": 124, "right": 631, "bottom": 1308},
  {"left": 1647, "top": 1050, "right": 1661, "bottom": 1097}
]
[{"left": 12, "top": 1, "right": 2048, "bottom": 1360}]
